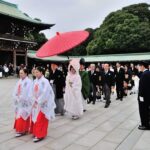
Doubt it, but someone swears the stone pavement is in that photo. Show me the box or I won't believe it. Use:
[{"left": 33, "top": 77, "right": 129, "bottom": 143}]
[{"left": 0, "top": 78, "right": 150, "bottom": 150}]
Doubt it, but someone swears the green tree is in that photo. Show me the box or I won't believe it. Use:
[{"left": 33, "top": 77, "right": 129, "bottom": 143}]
[
  {"left": 87, "top": 3, "right": 150, "bottom": 55},
  {"left": 32, "top": 32, "right": 48, "bottom": 49},
  {"left": 23, "top": 16, "right": 48, "bottom": 50}
]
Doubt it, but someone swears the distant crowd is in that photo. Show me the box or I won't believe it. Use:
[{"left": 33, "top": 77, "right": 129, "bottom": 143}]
[
  {"left": 0, "top": 63, "right": 14, "bottom": 77},
  {"left": 0, "top": 63, "right": 28, "bottom": 78}
]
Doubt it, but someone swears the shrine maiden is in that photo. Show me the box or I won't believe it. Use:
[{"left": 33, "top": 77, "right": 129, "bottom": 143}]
[
  {"left": 13, "top": 69, "right": 32, "bottom": 137},
  {"left": 64, "top": 59, "right": 83, "bottom": 120},
  {"left": 31, "top": 67, "right": 56, "bottom": 142}
]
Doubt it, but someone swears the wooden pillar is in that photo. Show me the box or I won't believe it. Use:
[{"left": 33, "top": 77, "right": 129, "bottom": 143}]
[
  {"left": 13, "top": 49, "right": 16, "bottom": 70},
  {"left": 25, "top": 50, "right": 28, "bottom": 66}
]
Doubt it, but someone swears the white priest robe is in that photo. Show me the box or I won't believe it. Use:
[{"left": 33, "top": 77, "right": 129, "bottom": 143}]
[
  {"left": 13, "top": 76, "right": 33, "bottom": 120},
  {"left": 32, "top": 76, "right": 56, "bottom": 123}
]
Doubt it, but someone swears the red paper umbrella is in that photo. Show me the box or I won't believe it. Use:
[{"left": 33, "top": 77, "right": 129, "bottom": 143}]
[{"left": 36, "top": 30, "right": 89, "bottom": 57}]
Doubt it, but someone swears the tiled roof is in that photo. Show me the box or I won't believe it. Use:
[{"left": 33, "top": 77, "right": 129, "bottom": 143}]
[
  {"left": 27, "top": 50, "right": 150, "bottom": 62},
  {"left": 0, "top": 0, "right": 53, "bottom": 26}
]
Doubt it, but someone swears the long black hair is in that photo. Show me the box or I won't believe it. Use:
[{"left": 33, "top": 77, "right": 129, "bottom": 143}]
[
  {"left": 36, "top": 66, "right": 45, "bottom": 74},
  {"left": 20, "top": 68, "right": 28, "bottom": 76}
]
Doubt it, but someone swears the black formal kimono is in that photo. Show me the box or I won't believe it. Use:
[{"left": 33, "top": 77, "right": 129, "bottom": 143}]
[{"left": 49, "top": 69, "right": 65, "bottom": 114}]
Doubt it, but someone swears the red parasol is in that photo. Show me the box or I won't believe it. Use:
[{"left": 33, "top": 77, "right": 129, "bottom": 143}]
[{"left": 36, "top": 30, "right": 89, "bottom": 57}]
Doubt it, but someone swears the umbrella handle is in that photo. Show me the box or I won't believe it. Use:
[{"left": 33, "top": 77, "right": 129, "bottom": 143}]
[
  {"left": 67, "top": 56, "right": 69, "bottom": 60},
  {"left": 56, "top": 32, "right": 60, "bottom": 36}
]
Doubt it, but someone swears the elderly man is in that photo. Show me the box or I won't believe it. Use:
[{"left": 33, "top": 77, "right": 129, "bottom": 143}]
[
  {"left": 88, "top": 64, "right": 99, "bottom": 104},
  {"left": 101, "top": 63, "right": 115, "bottom": 108}
]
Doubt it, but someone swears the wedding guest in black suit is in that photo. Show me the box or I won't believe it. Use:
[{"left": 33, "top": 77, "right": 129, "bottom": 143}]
[
  {"left": 88, "top": 64, "right": 99, "bottom": 104},
  {"left": 138, "top": 61, "right": 150, "bottom": 130},
  {"left": 101, "top": 63, "right": 115, "bottom": 108},
  {"left": 115, "top": 62, "right": 125, "bottom": 101}
]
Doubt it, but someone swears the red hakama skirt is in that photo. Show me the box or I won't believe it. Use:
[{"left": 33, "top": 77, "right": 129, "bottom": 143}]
[
  {"left": 14, "top": 117, "right": 30, "bottom": 133},
  {"left": 30, "top": 111, "right": 49, "bottom": 138}
]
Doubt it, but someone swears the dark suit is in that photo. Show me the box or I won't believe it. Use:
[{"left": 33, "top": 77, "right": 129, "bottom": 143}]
[
  {"left": 96, "top": 71, "right": 103, "bottom": 99},
  {"left": 138, "top": 70, "right": 150, "bottom": 127},
  {"left": 0, "top": 66, "right": 3, "bottom": 72},
  {"left": 129, "top": 67, "right": 138, "bottom": 76},
  {"left": 88, "top": 71, "right": 99, "bottom": 104},
  {"left": 101, "top": 70, "right": 115, "bottom": 105},
  {"left": 115, "top": 67, "right": 125, "bottom": 99}
]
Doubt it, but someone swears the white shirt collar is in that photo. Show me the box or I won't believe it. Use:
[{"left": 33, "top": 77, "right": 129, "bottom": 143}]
[{"left": 144, "top": 69, "right": 148, "bottom": 72}]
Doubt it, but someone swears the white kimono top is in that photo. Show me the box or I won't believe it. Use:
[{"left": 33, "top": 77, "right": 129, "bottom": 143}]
[
  {"left": 13, "top": 76, "right": 33, "bottom": 120},
  {"left": 32, "top": 76, "right": 56, "bottom": 123}
]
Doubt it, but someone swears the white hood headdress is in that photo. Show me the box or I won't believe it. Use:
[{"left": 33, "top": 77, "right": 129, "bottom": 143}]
[{"left": 68, "top": 59, "right": 80, "bottom": 74}]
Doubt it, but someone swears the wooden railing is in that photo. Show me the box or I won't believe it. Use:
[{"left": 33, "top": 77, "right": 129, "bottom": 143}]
[{"left": 0, "top": 33, "right": 36, "bottom": 44}]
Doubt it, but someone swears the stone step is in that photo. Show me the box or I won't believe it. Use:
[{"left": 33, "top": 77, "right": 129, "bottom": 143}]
[{"left": 116, "top": 125, "right": 144, "bottom": 150}]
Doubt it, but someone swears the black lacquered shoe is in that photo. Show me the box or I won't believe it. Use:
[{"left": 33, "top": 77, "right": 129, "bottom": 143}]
[
  {"left": 138, "top": 125, "right": 150, "bottom": 130},
  {"left": 15, "top": 132, "right": 26, "bottom": 137},
  {"left": 104, "top": 103, "right": 110, "bottom": 108},
  {"left": 33, "top": 137, "right": 44, "bottom": 142},
  {"left": 83, "top": 109, "right": 87, "bottom": 112}
]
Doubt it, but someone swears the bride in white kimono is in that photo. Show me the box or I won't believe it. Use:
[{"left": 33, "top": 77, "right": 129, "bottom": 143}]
[
  {"left": 31, "top": 66, "right": 56, "bottom": 142},
  {"left": 13, "top": 69, "right": 32, "bottom": 137},
  {"left": 64, "top": 59, "right": 83, "bottom": 120}
]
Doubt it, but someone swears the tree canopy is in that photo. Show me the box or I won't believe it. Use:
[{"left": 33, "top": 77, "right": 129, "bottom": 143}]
[
  {"left": 32, "top": 32, "right": 47, "bottom": 49},
  {"left": 65, "top": 3, "right": 150, "bottom": 55}
]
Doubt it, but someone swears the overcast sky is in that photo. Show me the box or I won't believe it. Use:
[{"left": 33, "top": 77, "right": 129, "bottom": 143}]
[{"left": 6, "top": 0, "right": 150, "bottom": 38}]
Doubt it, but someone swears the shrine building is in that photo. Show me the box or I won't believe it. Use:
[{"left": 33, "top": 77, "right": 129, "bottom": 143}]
[{"left": 0, "top": 0, "right": 54, "bottom": 68}]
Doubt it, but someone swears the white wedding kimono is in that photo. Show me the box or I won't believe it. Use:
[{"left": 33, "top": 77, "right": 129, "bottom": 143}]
[
  {"left": 64, "top": 59, "right": 83, "bottom": 116},
  {"left": 132, "top": 75, "right": 139, "bottom": 93},
  {"left": 32, "top": 76, "right": 56, "bottom": 123},
  {"left": 13, "top": 77, "right": 33, "bottom": 120}
]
